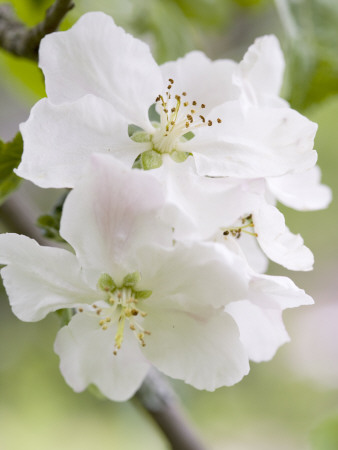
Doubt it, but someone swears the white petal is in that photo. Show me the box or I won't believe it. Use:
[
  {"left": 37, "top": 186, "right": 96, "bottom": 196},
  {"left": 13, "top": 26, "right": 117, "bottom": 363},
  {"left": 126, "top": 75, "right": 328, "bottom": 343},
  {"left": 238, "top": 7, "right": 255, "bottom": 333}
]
[
  {"left": 267, "top": 166, "right": 332, "bottom": 210},
  {"left": 136, "top": 241, "right": 250, "bottom": 309},
  {"left": 233, "top": 35, "right": 285, "bottom": 106},
  {"left": 254, "top": 204, "right": 314, "bottom": 271},
  {"left": 154, "top": 156, "right": 262, "bottom": 240},
  {"left": 0, "top": 234, "right": 100, "bottom": 321},
  {"left": 248, "top": 273, "right": 314, "bottom": 309},
  {"left": 233, "top": 233, "right": 269, "bottom": 274},
  {"left": 160, "top": 51, "right": 239, "bottom": 113},
  {"left": 39, "top": 12, "right": 162, "bottom": 129},
  {"left": 60, "top": 154, "right": 171, "bottom": 286},
  {"left": 54, "top": 313, "right": 150, "bottom": 401},
  {"left": 226, "top": 300, "right": 290, "bottom": 362},
  {"left": 142, "top": 305, "right": 249, "bottom": 390},
  {"left": 226, "top": 273, "right": 313, "bottom": 362},
  {"left": 188, "top": 102, "right": 318, "bottom": 178},
  {"left": 17, "top": 96, "right": 147, "bottom": 188}
]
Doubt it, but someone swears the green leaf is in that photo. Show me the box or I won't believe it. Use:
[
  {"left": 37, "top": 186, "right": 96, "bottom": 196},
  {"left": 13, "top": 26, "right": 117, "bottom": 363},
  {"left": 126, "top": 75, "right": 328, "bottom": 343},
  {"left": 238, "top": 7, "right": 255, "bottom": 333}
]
[
  {"left": 278, "top": 0, "right": 338, "bottom": 110},
  {"left": 36, "top": 193, "right": 68, "bottom": 242},
  {"left": 0, "top": 132, "right": 23, "bottom": 205}
]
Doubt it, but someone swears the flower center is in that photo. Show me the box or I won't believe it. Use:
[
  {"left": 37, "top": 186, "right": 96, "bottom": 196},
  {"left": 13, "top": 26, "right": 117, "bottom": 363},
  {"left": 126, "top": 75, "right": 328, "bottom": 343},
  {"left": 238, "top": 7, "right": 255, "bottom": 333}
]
[
  {"left": 152, "top": 78, "right": 222, "bottom": 154},
  {"left": 222, "top": 214, "right": 258, "bottom": 239},
  {"left": 78, "top": 272, "right": 152, "bottom": 355}
]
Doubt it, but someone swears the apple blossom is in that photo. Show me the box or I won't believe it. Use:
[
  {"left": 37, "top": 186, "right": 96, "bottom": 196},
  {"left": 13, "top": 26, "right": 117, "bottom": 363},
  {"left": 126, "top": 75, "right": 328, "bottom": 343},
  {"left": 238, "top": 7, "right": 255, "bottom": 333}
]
[
  {"left": 16, "top": 12, "right": 317, "bottom": 188},
  {"left": 1, "top": 154, "right": 314, "bottom": 400},
  {"left": 1, "top": 154, "right": 259, "bottom": 400}
]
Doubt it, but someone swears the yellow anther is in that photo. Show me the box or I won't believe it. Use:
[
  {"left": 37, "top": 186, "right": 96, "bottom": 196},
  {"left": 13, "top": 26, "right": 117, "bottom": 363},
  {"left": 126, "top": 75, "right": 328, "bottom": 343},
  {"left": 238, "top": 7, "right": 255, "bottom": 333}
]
[
  {"left": 141, "top": 312, "right": 148, "bottom": 317},
  {"left": 131, "top": 309, "right": 139, "bottom": 316},
  {"left": 105, "top": 317, "right": 111, "bottom": 323},
  {"left": 130, "top": 324, "right": 136, "bottom": 331},
  {"left": 99, "top": 319, "right": 105, "bottom": 326},
  {"left": 109, "top": 298, "right": 114, "bottom": 304},
  {"left": 192, "top": 100, "right": 197, "bottom": 106},
  {"left": 102, "top": 325, "right": 108, "bottom": 330},
  {"left": 208, "top": 120, "right": 212, "bottom": 126},
  {"left": 182, "top": 91, "right": 187, "bottom": 96},
  {"left": 183, "top": 101, "right": 188, "bottom": 107},
  {"left": 168, "top": 78, "right": 174, "bottom": 84},
  {"left": 217, "top": 118, "right": 222, "bottom": 123},
  {"left": 78, "top": 307, "right": 83, "bottom": 312}
]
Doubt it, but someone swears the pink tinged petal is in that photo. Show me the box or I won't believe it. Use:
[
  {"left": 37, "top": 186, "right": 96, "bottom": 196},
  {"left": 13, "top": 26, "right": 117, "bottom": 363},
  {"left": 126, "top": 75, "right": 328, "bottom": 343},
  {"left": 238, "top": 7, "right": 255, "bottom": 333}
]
[
  {"left": 253, "top": 204, "right": 314, "bottom": 271},
  {"left": 226, "top": 300, "right": 290, "bottom": 362},
  {"left": 17, "top": 96, "right": 148, "bottom": 188},
  {"left": 160, "top": 51, "right": 239, "bottom": 114},
  {"left": 136, "top": 241, "right": 249, "bottom": 309},
  {"left": 60, "top": 154, "right": 172, "bottom": 286},
  {"left": 267, "top": 166, "right": 332, "bottom": 211},
  {"left": 142, "top": 306, "right": 249, "bottom": 390},
  {"left": 54, "top": 313, "right": 150, "bottom": 401},
  {"left": 233, "top": 35, "right": 285, "bottom": 106},
  {"left": 39, "top": 12, "right": 162, "bottom": 130},
  {"left": 0, "top": 234, "right": 100, "bottom": 321},
  {"left": 188, "top": 102, "right": 318, "bottom": 178}
]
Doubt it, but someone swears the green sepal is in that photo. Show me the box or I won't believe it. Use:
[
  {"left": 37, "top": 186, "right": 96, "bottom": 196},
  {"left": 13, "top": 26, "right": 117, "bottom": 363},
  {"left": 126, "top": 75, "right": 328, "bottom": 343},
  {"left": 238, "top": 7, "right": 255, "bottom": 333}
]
[
  {"left": 97, "top": 273, "right": 116, "bottom": 292},
  {"left": 141, "top": 150, "right": 163, "bottom": 170},
  {"left": 132, "top": 154, "right": 143, "bottom": 169},
  {"left": 130, "top": 130, "right": 151, "bottom": 143},
  {"left": 123, "top": 271, "right": 141, "bottom": 287},
  {"left": 55, "top": 308, "right": 73, "bottom": 327},
  {"left": 0, "top": 133, "right": 23, "bottom": 205},
  {"left": 134, "top": 290, "right": 152, "bottom": 300},
  {"left": 170, "top": 150, "right": 191, "bottom": 163}
]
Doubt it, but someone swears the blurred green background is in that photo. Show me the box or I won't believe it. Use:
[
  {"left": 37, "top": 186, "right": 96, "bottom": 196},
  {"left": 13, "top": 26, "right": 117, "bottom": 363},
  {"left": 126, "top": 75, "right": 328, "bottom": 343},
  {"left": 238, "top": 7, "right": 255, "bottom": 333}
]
[{"left": 0, "top": 0, "right": 338, "bottom": 449}]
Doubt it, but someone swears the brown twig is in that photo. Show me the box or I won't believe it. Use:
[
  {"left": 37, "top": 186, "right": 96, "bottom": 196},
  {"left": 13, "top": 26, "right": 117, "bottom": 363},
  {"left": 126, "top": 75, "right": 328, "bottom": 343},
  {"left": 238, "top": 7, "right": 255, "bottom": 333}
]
[
  {"left": 135, "top": 368, "right": 208, "bottom": 450},
  {"left": 0, "top": 0, "right": 74, "bottom": 61}
]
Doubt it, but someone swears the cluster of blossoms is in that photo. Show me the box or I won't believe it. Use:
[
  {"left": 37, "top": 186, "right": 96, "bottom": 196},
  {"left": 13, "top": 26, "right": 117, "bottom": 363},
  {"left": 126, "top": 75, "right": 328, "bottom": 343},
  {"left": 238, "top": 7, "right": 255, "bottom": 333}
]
[{"left": 0, "top": 12, "right": 331, "bottom": 401}]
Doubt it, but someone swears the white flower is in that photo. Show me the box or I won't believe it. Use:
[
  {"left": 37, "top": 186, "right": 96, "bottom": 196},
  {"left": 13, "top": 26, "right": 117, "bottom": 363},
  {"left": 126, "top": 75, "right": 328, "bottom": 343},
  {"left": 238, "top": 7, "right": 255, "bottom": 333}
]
[
  {"left": 233, "top": 34, "right": 331, "bottom": 211},
  {"left": 152, "top": 156, "right": 313, "bottom": 271},
  {"left": 16, "top": 12, "right": 317, "bottom": 188},
  {"left": 1, "top": 154, "right": 260, "bottom": 400}
]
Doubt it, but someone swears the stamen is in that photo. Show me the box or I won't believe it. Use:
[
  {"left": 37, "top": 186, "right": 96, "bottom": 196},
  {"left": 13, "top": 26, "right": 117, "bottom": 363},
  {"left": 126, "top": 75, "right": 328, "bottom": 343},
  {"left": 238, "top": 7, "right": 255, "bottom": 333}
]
[
  {"left": 208, "top": 120, "right": 212, "bottom": 126},
  {"left": 222, "top": 215, "right": 258, "bottom": 239}
]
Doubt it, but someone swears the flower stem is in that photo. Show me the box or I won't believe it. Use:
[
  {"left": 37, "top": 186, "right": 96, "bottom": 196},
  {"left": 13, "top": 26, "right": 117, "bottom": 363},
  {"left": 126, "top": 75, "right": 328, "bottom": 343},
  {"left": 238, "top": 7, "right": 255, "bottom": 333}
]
[{"left": 134, "top": 368, "right": 208, "bottom": 450}]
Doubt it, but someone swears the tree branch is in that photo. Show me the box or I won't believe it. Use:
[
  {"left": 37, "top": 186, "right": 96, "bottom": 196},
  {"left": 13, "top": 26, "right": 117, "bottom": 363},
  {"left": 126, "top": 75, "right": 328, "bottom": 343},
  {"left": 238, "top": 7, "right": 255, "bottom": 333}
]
[
  {"left": 135, "top": 368, "right": 208, "bottom": 450},
  {"left": 1, "top": 195, "right": 208, "bottom": 450},
  {"left": 0, "top": 0, "right": 74, "bottom": 61}
]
